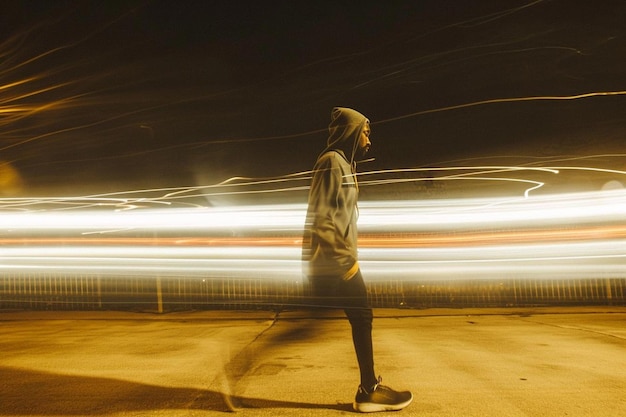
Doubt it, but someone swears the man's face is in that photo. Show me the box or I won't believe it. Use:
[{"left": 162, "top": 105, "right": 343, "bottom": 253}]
[{"left": 357, "top": 123, "right": 371, "bottom": 158}]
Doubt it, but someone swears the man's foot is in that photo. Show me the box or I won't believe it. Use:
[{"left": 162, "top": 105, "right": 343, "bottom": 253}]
[{"left": 353, "top": 377, "right": 413, "bottom": 413}]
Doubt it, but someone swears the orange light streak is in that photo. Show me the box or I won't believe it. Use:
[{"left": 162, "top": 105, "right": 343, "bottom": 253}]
[{"left": 2, "top": 224, "right": 626, "bottom": 248}]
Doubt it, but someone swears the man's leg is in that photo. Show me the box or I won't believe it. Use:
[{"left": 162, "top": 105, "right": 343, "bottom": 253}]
[
  {"left": 341, "top": 270, "right": 377, "bottom": 389},
  {"left": 342, "top": 271, "right": 414, "bottom": 412}
]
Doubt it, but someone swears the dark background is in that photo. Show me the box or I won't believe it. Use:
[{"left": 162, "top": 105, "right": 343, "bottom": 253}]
[{"left": 1, "top": 0, "right": 625, "bottom": 196}]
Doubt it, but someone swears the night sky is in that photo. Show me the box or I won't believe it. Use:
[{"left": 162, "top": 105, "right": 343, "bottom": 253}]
[{"left": 2, "top": 0, "right": 626, "bottom": 197}]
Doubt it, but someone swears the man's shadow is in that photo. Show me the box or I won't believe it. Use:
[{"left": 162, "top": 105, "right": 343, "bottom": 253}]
[{"left": 0, "top": 366, "right": 352, "bottom": 415}]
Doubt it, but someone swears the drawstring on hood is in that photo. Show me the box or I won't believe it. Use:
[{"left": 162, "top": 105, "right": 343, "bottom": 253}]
[{"left": 323, "top": 107, "right": 369, "bottom": 168}]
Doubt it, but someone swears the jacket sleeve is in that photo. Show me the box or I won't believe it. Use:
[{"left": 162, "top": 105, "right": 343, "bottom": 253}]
[{"left": 307, "top": 154, "right": 357, "bottom": 278}]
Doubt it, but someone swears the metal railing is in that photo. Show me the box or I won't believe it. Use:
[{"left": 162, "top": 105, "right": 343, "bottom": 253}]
[{"left": 1, "top": 273, "right": 624, "bottom": 311}]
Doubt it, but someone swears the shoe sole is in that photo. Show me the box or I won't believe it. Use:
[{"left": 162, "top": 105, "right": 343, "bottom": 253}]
[{"left": 353, "top": 395, "right": 413, "bottom": 413}]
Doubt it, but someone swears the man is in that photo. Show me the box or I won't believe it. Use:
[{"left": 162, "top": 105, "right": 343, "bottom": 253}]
[{"left": 302, "top": 107, "right": 413, "bottom": 413}]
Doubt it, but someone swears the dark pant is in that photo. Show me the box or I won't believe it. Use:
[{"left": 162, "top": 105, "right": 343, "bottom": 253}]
[{"left": 309, "top": 269, "right": 377, "bottom": 389}]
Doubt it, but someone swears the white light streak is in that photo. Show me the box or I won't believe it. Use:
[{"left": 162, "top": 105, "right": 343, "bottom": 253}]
[
  {"left": 1, "top": 185, "right": 626, "bottom": 283},
  {"left": 2, "top": 189, "right": 626, "bottom": 233}
]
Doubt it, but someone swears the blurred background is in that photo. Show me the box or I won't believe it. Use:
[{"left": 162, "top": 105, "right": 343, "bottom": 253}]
[
  {"left": 1, "top": 1, "right": 626, "bottom": 310},
  {"left": 1, "top": 0, "right": 625, "bottom": 197}
]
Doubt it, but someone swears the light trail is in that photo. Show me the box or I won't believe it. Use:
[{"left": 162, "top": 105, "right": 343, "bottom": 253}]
[
  {"left": 1, "top": 184, "right": 626, "bottom": 283},
  {"left": 3, "top": 223, "right": 626, "bottom": 247},
  {"left": 2, "top": 188, "right": 626, "bottom": 233},
  {"left": 1, "top": 157, "right": 625, "bottom": 288},
  {"left": 3, "top": 160, "right": 623, "bottom": 212},
  {"left": 1, "top": 239, "right": 625, "bottom": 282},
  {"left": 374, "top": 90, "right": 626, "bottom": 125}
]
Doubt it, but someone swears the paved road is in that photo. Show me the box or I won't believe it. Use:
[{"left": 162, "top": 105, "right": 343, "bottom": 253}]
[{"left": 1, "top": 307, "right": 625, "bottom": 416}]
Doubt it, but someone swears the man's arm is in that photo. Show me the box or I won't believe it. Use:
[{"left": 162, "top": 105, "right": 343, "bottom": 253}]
[{"left": 308, "top": 153, "right": 357, "bottom": 278}]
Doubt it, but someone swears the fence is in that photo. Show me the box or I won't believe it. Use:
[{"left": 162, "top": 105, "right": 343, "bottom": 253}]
[{"left": 1, "top": 273, "right": 624, "bottom": 311}]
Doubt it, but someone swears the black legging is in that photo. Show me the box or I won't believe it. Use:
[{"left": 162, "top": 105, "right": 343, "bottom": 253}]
[{"left": 309, "top": 269, "right": 377, "bottom": 389}]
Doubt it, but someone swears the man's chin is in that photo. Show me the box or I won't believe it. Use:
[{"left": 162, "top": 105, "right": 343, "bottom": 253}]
[{"left": 359, "top": 150, "right": 370, "bottom": 159}]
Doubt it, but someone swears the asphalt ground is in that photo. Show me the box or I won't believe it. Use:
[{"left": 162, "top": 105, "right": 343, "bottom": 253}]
[{"left": 1, "top": 306, "right": 625, "bottom": 417}]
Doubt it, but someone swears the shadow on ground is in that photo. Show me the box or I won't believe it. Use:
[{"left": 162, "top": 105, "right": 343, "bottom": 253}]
[{"left": 0, "top": 366, "right": 351, "bottom": 415}]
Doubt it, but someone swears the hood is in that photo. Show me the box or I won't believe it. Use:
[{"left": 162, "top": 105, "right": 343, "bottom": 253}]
[{"left": 322, "top": 107, "right": 369, "bottom": 165}]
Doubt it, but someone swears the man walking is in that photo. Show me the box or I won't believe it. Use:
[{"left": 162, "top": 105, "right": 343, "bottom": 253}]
[{"left": 302, "top": 107, "right": 413, "bottom": 412}]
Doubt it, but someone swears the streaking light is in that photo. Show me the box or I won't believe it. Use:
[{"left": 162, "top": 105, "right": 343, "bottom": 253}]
[{"left": 1, "top": 184, "right": 626, "bottom": 283}]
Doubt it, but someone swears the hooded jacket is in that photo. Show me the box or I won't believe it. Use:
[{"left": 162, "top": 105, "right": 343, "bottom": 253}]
[{"left": 302, "top": 107, "right": 369, "bottom": 280}]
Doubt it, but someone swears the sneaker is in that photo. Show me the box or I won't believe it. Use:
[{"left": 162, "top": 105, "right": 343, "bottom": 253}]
[{"left": 353, "top": 377, "right": 413, "bottom": 413}]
